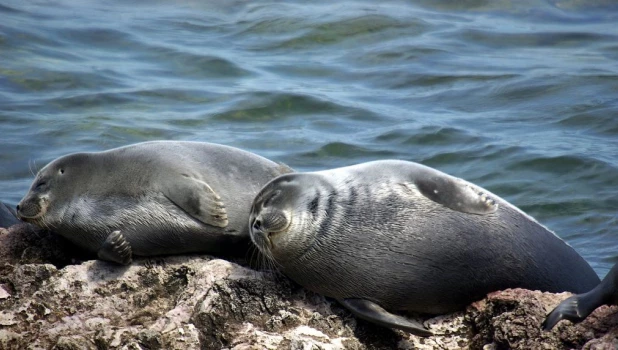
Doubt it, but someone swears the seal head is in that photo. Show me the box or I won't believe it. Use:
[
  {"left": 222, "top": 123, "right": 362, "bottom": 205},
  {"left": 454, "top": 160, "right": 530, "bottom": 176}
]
[
  {"left": 250, "top": 173, "right": 323, "bottom": 264},
  {"left": 17, "top": 153, "right": 90, "bottom": 226}
]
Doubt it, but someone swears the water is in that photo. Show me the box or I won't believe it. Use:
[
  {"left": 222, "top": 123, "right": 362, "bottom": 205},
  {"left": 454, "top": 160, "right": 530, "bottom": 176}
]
[{"left": 1, "top": 0, "right": 617, "bottom": 276}]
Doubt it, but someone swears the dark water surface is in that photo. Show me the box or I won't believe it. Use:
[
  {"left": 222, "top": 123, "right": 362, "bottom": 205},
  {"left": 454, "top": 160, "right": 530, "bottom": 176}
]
[{"left": 1, "top": 0, "right": 617, "bottom": 276}]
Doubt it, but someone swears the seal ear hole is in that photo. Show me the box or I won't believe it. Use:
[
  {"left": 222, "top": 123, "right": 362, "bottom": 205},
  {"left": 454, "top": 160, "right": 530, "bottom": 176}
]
[{"left": 59, "top": 169, "right": 65, "bottom": 175}]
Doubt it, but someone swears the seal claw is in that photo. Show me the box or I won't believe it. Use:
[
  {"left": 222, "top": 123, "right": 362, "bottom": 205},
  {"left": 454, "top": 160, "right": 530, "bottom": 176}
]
[
  {"left": 98, "top": 230, "right": 133, "bottom": 265},
  {"left": 414, "top": 176, "right": 498, "bottom": 215},
  {"left": 164, "top": 176, "right": 229, "bottom": 228}
]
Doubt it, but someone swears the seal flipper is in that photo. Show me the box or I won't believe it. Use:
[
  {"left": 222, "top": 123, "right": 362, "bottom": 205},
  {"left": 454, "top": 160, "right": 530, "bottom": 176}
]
[
  {"left": 339, "top": 298, "right": 433, "bottom": 337},
  {"left": 543, "top": 262, "right": 617, "bottom": 330},
  {"left": 542, "top": 295, "right": 590, "bottom": 330},
  {"left": 412, "top": 175, "right": 498, "bottom": 215},
  {"left": 163, "top": 175, "right": 228, "bottom": 228},
  {"left": 98, "top": 230, "right": 132, "bottom": 265}
]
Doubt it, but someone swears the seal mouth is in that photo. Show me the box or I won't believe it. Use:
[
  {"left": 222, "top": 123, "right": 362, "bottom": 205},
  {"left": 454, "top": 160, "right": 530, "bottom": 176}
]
[
  {"left": 250, "top": 219, "right": 273, "bottom": 251},
  {"left": 16, "top": 198, "right": 48, "bottom": 222},
  {"left": 249, "top": 218, "right": 284, "bottom": 273}
]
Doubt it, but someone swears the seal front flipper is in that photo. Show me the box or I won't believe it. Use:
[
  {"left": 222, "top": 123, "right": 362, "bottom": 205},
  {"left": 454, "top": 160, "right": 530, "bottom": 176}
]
[
  {"left": 412, "top": 174, "right": 498, "bottom": 215},
  {"left": 339, "top": 298, "right": 433, "bottom": 337},
  {"left": 163, "top": 174, "right": 228, "bottom": 228},
  {"left": 98, "top": 230, "right": 132, "bottom": 265}
]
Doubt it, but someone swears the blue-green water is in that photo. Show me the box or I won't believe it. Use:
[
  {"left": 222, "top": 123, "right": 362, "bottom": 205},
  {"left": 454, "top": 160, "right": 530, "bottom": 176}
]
[{"left": 1, "top": 1, "right": 617, "bottom": 276}]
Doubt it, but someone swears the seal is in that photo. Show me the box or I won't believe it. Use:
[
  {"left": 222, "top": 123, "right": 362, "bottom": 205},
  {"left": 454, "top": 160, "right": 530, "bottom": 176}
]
[
  {"left": 543, "top": 262, "right": 614, "bottom": 330},
  {"left": 249, "top": 160, "right": 600, "bottom": 336},
  {"left": 16, "top": 141, "right": 292, "bottom": 264},
  {"left": 0, "top": 201, "right": 19, "bottom": 228}
]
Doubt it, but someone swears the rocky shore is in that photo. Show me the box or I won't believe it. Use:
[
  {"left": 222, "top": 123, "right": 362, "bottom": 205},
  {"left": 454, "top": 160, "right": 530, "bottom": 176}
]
[{"left": 0, "top": 223, "right": 616, "bottom": 350}]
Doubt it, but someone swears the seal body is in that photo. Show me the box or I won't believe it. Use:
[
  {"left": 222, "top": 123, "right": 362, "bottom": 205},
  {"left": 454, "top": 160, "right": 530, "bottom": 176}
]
[
  {"left": 249, "top": 160, "right": 600, "bottom": 334},
  {"left": 17, "top": 141, "right": 292, "bottom": 264},
  {"left": 0, "top": 202, "right": 19, "bottom": 228}
]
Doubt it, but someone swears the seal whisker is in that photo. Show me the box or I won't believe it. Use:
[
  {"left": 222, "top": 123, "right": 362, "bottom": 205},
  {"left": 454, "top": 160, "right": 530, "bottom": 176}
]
[{"left": 28, "top": 159, "right": 38, "bottom": 177}]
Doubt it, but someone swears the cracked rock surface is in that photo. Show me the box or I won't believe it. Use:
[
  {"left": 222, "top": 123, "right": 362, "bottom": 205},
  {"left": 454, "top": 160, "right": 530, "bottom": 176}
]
[{"left": 0, "top": 223, "right": 616, "bottom": 350}]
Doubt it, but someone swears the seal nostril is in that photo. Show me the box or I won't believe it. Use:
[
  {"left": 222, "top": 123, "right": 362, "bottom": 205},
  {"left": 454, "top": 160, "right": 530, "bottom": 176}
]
[{"left": 253, "top": 219, "right": 262, "bottom": 231}]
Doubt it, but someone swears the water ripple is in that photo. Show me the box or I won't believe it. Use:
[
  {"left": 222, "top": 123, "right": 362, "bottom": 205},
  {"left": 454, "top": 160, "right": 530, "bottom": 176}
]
[{"left": 1, "top": 0, "right": 617, "bottom": 275}]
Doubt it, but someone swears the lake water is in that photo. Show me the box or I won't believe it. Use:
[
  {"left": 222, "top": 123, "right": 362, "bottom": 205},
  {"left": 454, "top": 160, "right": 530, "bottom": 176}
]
[{"left": 1, "top": 0, "right": 616, "bottom": 276}]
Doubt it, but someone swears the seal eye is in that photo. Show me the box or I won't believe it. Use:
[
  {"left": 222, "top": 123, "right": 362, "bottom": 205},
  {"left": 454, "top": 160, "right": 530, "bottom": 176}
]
[
  {"left": 264, "top": 190, "right": 281, "bottom": 207},
  {"left": 35, "top": 181, "right": 46, "bottom": 190}
]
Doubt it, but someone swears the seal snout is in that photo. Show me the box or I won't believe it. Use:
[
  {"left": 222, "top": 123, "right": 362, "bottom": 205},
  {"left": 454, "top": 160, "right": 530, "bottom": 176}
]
[
  {"left": 15, "top": 196, "right": 47, "bottom": 221},
  {"left": 249, "top": 215, "right": 272, "bottom": 251}
]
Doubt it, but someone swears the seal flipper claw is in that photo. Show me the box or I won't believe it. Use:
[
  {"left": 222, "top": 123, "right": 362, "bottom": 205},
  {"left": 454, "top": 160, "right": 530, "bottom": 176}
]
[
  {"left": 413, "top": 175, "right": 498, "bottom": 215},
  {"left": 98, "top": 230, "right": 132, "bottom": 265},
  {"left": 163, "top": 175, "right": 229, "bottom": 228},
  {"left": 339, "top": 298, "right": 433, "bottom": 337},
  {"left": 542, "top": 295, "right": 587, "bottom": 330}
]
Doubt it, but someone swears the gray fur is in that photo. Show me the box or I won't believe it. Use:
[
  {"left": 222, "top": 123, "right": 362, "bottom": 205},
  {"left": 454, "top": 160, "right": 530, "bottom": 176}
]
[
  {"left": 249, "top": 160, "right": 600, "bottom": 331},
  {"left": 543, "top": 261, "right": 618, "bottom": 330},
  {"left": 17, "top": 141, "right": 292, "bottom": 264}
]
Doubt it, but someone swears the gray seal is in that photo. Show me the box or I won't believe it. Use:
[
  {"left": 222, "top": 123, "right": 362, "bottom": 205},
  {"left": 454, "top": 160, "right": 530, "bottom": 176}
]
[
  {"left": 249, "top": 160, "right": 600, "bottom": 336},
  {"left": 0, "top": 201, "right": 19, "bottom": 228},
  {"left": 543, "top": 262, "right": 614, "bottom": 330},
  {"left": 17, "top": 141, "right": 292, "bottom": 264}
]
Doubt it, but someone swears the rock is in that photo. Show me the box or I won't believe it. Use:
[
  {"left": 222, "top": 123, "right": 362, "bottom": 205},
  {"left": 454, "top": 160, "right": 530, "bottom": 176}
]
[
  {"left": 0, "top": 223, "right": 83, "bottom": 267},
  {"left": 0, "top": 223, "right": 616, "bottom": 349}
]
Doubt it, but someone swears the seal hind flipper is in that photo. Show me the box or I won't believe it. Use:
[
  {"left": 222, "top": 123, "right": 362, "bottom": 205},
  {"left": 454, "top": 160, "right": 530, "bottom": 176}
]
[
  {"left": 412, "top": 175, "right": 498, "bottom": 215},
  {"left": 542, "top": 295, "right": 589, "bottom": 330},
  {"left": 98, "top": 230, "right": 132, "bottom": 265},
  {"left": 339, "top": 298, "right": 433, "bottom": 337},
  {"left": 163, "top": 175, "right": 229, "bottom": 228},
  {"left": 543, "top": 262, "right": 617, "bottom": 330}
]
